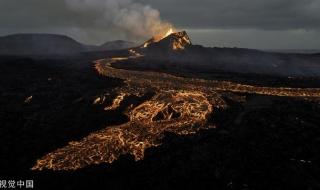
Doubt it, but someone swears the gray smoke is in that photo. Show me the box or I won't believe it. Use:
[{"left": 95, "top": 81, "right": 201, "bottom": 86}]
[{"left": 65, "top": 0, "right": 173, "bottom": 41}]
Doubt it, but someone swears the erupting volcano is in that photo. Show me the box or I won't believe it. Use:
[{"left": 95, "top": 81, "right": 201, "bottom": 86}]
[
  {"left": 141, "top": 29, "right": 192, "bottom": 50},
  {"left": 31, "top": 30, "right": 320, "bottom": 171},
  {"left": 2, "top": 0, "right": 320, "bottom": 189}
]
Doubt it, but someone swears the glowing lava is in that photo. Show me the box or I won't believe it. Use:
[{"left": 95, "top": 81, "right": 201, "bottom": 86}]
[
  {"left": 164, "top": 28, "right": 173, "bottom": 38},
  {"left": 143, "top": 28, "right": 174, "bottom": 48},
  {"left": 32, "top": 90, "right": 214, "bottom": 171}
]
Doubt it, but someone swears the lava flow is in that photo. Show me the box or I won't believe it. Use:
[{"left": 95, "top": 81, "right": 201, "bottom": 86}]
[{"left": 32, "top": 30, "right": 320, "bottom": 171}]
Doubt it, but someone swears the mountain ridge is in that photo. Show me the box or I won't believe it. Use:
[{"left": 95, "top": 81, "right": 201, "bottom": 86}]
[{"left": 0, "top": 33, "right": 136, "bottom": 55}]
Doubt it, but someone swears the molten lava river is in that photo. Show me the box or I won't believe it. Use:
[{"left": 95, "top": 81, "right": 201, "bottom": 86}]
[{"left": 32, "top": 50, "right": 320, "bottom": 171}]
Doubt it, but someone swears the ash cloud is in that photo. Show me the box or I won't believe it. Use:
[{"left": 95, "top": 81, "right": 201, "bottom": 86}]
[{"left": 65, "top": 0, "right": 173, "bottom": 40}]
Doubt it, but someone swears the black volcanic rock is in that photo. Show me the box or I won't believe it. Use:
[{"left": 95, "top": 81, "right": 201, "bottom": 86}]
[
  {"left": 173, "top": 46, "right": 320, "bottom": 77},
  {"left": 0, "top": 34, "right": 85, "bottom": 55}
]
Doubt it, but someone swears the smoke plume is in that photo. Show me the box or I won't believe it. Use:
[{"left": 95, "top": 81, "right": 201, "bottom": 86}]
[{"left": 65, "top": 0, "right": 174, "bottom": 41}]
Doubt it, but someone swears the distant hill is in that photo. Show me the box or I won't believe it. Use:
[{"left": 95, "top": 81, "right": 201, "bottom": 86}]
[
  {"left": 99, "top": 40, "right": 137, "bottom": 51},
  {"left": 0, "top": 34, "right": 136, "bottom": 55},
  {"left": 264, "top": 49, "right": 320, "bottom": 54},
  {"left": 0, "top": 34, "right": 85, "bottom": 55}
]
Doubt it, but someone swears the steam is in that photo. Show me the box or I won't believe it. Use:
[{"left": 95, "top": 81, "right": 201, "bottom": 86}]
[{"left": 65, "top": 0, "right": 174, "bottom": 40}]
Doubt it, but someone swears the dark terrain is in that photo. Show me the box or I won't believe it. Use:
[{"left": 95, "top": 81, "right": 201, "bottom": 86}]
[
  {"left": 1, "top": 53, "right": 320, "bottom": 190},
  {"left": 113, "top": 56, "right": 320, "bottom": 88}
]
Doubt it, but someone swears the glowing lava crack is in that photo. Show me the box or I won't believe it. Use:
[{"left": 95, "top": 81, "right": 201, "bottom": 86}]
[{"left": 32, "top": 90, "right": 213, "bottom": 171}]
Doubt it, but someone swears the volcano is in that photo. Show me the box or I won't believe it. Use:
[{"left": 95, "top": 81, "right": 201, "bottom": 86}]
[
  {"left": 141, "top": 31, "right": 192, "bottom": 51},
  {"left": 130, "top": 30, "right": 320, "bottom": 77}
]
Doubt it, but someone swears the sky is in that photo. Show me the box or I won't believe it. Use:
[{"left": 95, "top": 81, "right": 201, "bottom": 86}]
[{"left": 0, "top": 0, "right": 320, "bottom": 49}]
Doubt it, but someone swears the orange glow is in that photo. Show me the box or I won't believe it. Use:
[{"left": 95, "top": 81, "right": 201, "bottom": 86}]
[
  {"left": 164, "top": 28, "right": 173, "bottom": 38},
  {"left": 31, "top": 48, "right": 320, "bottom": 171},
  {"left": 155, "top": 28, "right": 174, "bottom": 42},
  {"left": 32, "top": 90, "right": 216, "bottom": 171},
  {"left": 143, "top": 28, "right": 174, "bottom": 48},
  {"left": 104, "top": 93, "right": 126, "bottom": 111}
]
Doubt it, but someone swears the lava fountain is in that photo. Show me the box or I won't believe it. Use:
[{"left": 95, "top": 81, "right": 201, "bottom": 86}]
[{"left": 143, "top": 28, "right": 175, "bottom": 48}]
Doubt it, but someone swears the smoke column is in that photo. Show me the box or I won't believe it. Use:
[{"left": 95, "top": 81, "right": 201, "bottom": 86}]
[{"left": 65, "top": 0, "right": 174, "bottom": 40}]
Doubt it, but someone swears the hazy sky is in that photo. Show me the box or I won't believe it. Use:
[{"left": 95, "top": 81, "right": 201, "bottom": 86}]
[{"left": 0, "top": 0, "right": 319, "bottom": 49}]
